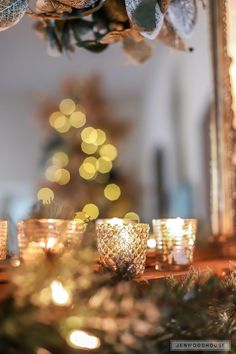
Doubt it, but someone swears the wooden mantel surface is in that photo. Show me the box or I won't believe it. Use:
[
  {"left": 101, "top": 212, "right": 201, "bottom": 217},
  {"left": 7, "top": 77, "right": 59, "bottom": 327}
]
[{"left": 137, "top": 259, "right": 236, "bottom": 281}]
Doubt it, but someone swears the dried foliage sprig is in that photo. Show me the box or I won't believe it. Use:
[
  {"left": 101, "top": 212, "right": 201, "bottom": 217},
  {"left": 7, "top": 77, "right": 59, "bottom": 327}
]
[{"left": 0, "top": 0, "right": 203, "bottom": 62}]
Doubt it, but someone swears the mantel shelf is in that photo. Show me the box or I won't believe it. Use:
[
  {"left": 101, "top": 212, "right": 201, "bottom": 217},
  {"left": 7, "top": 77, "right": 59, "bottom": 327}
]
[{"left": 137, "top": 259, "right": 236, "bottom": 282}]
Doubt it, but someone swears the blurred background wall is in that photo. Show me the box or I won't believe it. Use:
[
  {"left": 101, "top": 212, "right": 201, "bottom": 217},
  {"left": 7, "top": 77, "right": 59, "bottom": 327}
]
[{"left": 0, "top": 6, "right": 212, "bottom": 233}]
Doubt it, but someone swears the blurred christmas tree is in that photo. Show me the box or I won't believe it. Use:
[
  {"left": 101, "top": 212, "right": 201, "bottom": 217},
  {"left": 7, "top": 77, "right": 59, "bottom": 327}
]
[{"left": 35, "top": 75, "right": 139, "bottom": 222}]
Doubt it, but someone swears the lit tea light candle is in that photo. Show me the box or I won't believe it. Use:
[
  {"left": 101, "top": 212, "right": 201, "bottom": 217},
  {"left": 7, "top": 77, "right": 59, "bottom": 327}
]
[
  {"left": 96, "top": 218, "right": 149, "bottom": 277},
  {"left": 18, "top": 219, "right": 86, "bottom": 261},
  {"left": 152, "top": 218, "right": 197, "bottom": 270}
]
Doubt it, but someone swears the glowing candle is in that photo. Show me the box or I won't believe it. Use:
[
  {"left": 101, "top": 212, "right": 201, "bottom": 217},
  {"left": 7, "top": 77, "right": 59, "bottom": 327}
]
[
  {"left": 18, "top": 219, "right": 86, "bottom": 261},
  {"left": 96, "top": 218, "right": 149, "bottom": 277},
  {"left": 152, "top": 218, "right": 197, "bottom": 270}
]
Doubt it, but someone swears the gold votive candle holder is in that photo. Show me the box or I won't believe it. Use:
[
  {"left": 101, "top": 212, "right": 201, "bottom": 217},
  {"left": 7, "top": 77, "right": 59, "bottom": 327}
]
[
  {"left": 152, "top": 218, "right": 197, "bottom": 270},
  {"left": 18, "top": 219, "right": 86, "bottom": 260},
  {"left": 0, "top": 220, "right": 7, "bottom": 261},
  {"left": 96, "top": 218, "right": 149, "bottom": 277}
]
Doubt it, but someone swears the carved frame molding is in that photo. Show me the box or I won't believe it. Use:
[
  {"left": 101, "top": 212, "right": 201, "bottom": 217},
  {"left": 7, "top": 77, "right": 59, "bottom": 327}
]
[{"left": 209, "top": 0, "right": 236, "bottom": 242}]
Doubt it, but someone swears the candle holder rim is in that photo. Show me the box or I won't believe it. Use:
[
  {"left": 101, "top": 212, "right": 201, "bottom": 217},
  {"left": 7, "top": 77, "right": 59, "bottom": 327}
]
[
  {"left": 96, "top": 218, "right": 138, "bottom": 224},
  {"left": 152, "top": 218, "right": 197, "bottom": 223},
  {"left": 18, "top": 218, "right": 86, "bottom": 225},
  {"left": 96, "top": 220, "right": 149, "bottom": 228}
]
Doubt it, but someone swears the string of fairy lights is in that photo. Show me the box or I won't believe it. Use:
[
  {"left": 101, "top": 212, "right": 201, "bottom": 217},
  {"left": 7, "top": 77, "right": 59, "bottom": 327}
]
[{"left": 37, "top": 98, "right": 140, "bottom": 223}]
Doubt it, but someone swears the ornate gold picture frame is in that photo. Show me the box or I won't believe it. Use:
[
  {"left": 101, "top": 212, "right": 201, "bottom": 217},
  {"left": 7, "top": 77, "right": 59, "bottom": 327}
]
[{"left": 210, "top": 0, "right": 236, "bottom": 243}]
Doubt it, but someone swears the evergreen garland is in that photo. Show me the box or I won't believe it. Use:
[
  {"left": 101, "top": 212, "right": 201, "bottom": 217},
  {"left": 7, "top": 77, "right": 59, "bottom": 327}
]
[{"left": 1, "top": 239, "right": 236, "bottom": 354}]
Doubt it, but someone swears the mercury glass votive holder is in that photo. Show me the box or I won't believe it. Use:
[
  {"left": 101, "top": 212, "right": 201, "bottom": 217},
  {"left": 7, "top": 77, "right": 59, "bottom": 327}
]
[
  {"left": 152, "top": 218, "right": 197, "bottom": 270},
  {"left": 0, "top": 220, "right": 7, "bottom": 261},
  {"left": 18, "top": 219, "right": 86, "bottom": 260},
  {"left": 96, "top": 218, "right": 149, "bottom": 277}
]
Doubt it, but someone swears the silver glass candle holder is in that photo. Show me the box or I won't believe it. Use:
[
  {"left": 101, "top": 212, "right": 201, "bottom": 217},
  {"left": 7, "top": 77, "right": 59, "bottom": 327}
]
[
  {"left": 96, "top": 218, "right": 149, "bottom": 278},
  {"left": 18, "top": 219, "right": 86, "bottom": 261},
  {"left": 152, "top": 218, "right": 197, "bottom": 270}
]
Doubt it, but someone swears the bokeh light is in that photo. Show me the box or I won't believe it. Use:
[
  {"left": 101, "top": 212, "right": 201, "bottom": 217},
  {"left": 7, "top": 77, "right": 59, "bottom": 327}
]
[
  {"left": 147, "top": 238, "right": 157, "bottom": 249},
  {"left": 53, "top": 115, "right": 67, "bottom": 130},
  {"left": 37, "top": 188, "right": 54, "bottom": 204},
  {"left": 82, "top": 204, "right": 99, "bottom": 220},
  {"left": 50, "top": 280, "right": 71, "bottom": 306},
  {"left": 45, "top": 166, "right": 58, "bottom": 182},
  {"left": 95, "top": 129, "right": 106, "bottom": 145},
  {"left": 81, "top": 142, "right": 98, "bottom": 155},
  {"left": 54, "top": 118, "right": 71, "bottom": 133},
  {"left": 79, "top": 164, "right": 96, "bottom": 180},
  {"left": 49, "top": 112, "right": 64, "bottom": 127},
  {"left": 59, "top": 98, "right": 76, "bottom": 115},
  {"left": 96, "top": 157, "right": 112, "bottom": 174},
  {"left": 124, "top": 212, "right": 140, "bottom": 222},
  {"left": 99, "top": 144, "right": 117, "bottom": 161},
  {"left": 104, "top": 184, "right": 121, "bottom": 201},
  {"left": 55, "top": 168, "right": 71, "bottom": 185},
  {"left": 68, "top": 330, "right": 100, "bottom": 350},
  {"left": 52, "top": 152, "right": 69, "bottom": 167},
  {"left": 70, "top": 111, "right": 86, "bottom": 128},
  {"left": 74, "top": 211, "right": 88, "bottom": 223},
  {"left": 81, "top": 127, "right": 98, "bottom": 144}
]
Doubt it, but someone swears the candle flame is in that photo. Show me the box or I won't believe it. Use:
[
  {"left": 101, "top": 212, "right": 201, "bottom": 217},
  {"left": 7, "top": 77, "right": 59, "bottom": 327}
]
[{"left": 68, "top": 330, "right": 101, "bottom": 350}]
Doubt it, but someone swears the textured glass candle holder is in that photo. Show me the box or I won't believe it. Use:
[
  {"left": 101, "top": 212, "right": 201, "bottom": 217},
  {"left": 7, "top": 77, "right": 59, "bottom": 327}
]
[
  {"left": 18, "top": 219, "right": 86, "bottom": 260},
  {"left": 0, "top": 220, "right": 7, "bottom": 261},
  {"left": 96, "top": 219, "right": 149, "bottom": 278},
  {"left": 152, "top": 218, "right": 197, "bottom": 270}
]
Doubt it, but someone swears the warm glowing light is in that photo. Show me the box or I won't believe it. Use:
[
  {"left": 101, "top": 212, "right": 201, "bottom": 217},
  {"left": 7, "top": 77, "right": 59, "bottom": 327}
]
[
  {"left": 81, "top": 142, "right": 98, "bottom": 155},
  {"left": 37, "top": 188, "right": 54, "bottom": 204},
  {"left": 147, "top": 238, "right": 157, "bottom": 249},
  {"left": 84, "top": 156, "right": 97, "bottom": 167},
  {"left": 52, "top": 152, "right": 69, "bottom": 167},
  {"left": 50, "top": 280, "right": 71, "bottom": 306},
  {"left": 45, "top": 166, "right": 58, "bottom": 182},
  {"left": 99, "top": 144, "right": 117, "bottom": 161},
  {"left": 49, "top": 112, "right": 64, "bottom": 127},
  {"left": 82, "top": 204, "right": 99, "bottom": 220},
  {"left": 39, "top": 237, "right": 57, "bottom": 250},
  {"left": 124, "top": 212, "right": 140, "bottom": 222},
  {"left": 95, "top": 129, "right": 106, "bottom": 145},
  {"left": 166, "top": 217, "right": 184, "bottom": 238},
  {"left": 74, "top": 211, "right": 88, "bottom": 223},
  {"left": 55, "top": 168, "right": 71, "bottom": 185},
  {"left": 53, "top": 115, "right": 67, "bottom": 129},
  {"left": 80, "top": 157, "right": 97, "bottom": 178},
  {"left": 104, "top": 183, "right": 121, "bottom": 201},
  {"left": 96, "top": 157, "right": 112, "bottom": 174},
  {"left": 79, "top": 164, "right": 96, "bottom": 180},
  {"left": 70, "top": 111, "right": 86, "bottom": 128},
  {"left": 54, "top": 118, "right": 71, "bottom": 133},
  {"left": 59, "top": 99, "right": 76, "bottom": 115},
  {"left": 81, "top": 127, "right": 98, "bottom": 144},
  {"left": 83, "top": 163, "right": 96, "bottom": 174},
  {"left": 68, "top": 330, "right": 101, "bottom": 350},
  {"left": 105, "top": 217, "right": 125, "bottom": 226}
]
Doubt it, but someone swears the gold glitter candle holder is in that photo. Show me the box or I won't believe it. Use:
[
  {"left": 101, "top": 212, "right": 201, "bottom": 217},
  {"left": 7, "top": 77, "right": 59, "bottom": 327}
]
[
  {"left": 96, "top": 218, "right": 149, "bottom": 277},
  {"left": 0, "top": 220, "right": 7, "bottom": 261},
  {"left": 18, "top": 219, "right": 86, "bottom": 260},
  {"left": 152, "top": 218, "right": 197, "bottom": 270}
]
